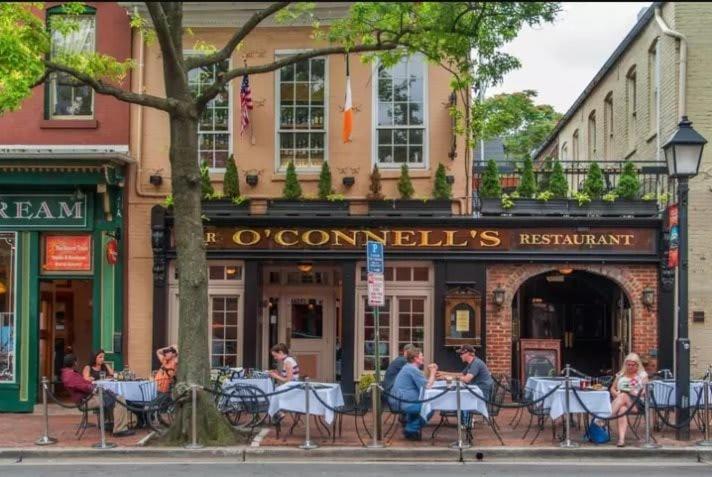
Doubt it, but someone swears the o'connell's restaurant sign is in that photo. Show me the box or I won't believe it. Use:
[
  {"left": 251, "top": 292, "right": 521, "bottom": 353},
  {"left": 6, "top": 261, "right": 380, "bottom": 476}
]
[{"left": 202, "top": 227, "right": 656, "bottom": 254}]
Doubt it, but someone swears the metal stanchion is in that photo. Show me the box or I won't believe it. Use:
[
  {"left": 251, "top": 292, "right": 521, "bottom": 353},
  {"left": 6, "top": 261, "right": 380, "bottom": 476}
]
[
  {"left": 367, "top": 383, "right": 384, "bottom": 448},
  {"left": 697, "top": 366, "right": 712, "bottom": 447},
  {"left": 92, "top": 385, "right": 116, "bottom": 449},
  {"left": 450, "top": 379, "right": 471, "bottom": 450},
  {"left": 560, "top": 363, "right": 579, "bottom": 448},
  {"left": 35, "top": 377, "right": 57, "bottom": 446},
  {"left": 640, "top": 381, "right": 660, "bottom": 449},
  {"left": 184, "top": 384, "right": 203, "bottom": 449},
  {"left": 299, "top": 378, "right": 318, "bottom": 449}
]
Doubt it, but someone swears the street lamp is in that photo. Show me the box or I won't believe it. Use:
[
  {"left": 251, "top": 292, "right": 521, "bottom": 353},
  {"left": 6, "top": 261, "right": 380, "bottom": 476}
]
[{"left": 662, "top": 116, "right": 707, "bottom": 441}]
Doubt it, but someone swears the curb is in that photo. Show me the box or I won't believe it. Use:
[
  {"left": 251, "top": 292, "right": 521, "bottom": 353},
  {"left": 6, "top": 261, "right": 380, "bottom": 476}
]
[{"left": 1, "top": 446, "right": 711, "bottom": 462}]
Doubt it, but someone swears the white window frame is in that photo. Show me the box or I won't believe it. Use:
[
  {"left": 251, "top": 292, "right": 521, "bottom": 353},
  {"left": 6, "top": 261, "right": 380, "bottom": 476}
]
[
  {"left": 185, "top": 50, "right": 233, "bottom": 172},
  {"left": 371, "top": 54, "right": 429, "bottom": 170},
  {"left": 274, "top": 50, "right": 329, "bottom": 173},
  {"left": 48, "top": 14, "right": 96, "bottom": 120},
  {"left": 0, "top": 232, "right": 17, "bottom": 384},
  {"left": 354, "top": 261, "right": 433, "bottom": 377},
  {"left": 208, "top": 294, "right": 242, "bottom": 368}
]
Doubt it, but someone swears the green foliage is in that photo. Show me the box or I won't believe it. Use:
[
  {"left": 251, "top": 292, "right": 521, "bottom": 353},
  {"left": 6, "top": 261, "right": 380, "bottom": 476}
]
[
  {"left": 548, "top": 160, "right": 568, "bottom": 198},
  {"left": 641, "top": 192, "right": 656, "bottom": 201},
  {"left": 326, "top": 193, "right": 345, "bottom": 202},
  {"left": 480, "top": 159, "right": 502, "bottom": 198},
  {"left": 200, "top": 161, "right": 215, "bottom": 198},
  {"left": 501, "top": 193, "right": 515, "bottom": 209},
  {"left": 536, "top": 190, "right": 554, "bottom": 202},
  {"left": 397, "top": 164, "right": 415, "bottom": 199},
  {"left": 582, "top": 162, "right": 604, "bottom": 199},
  {"left": 223, "top": 155, "right": 240, "bottom": 199},
  {"left": 602, "top": 191, "right": 618, "bottom": 203},
  {"left": 357, "top": 373, "right": 376, "bottom": 394},
  {"left": 368, "top": 164, "right": 384, "bottom": 200},
  {"left": 433, "top": 163, "right": 452, "bottom": 199},
  {"left": 282, "top": 161, "right": 302, "bottom": 200},
  {"left": 162, "top": 194, "right": 174, "bottom": 208},
  {"left": 573, "top": 191, "right": 592, "bottom": 207},
  {"left": 317, "top": 161, "right": 333, "bottom": 199},
  {"left": 516, "top": 157, "right": 537, "bottom": 198},
  {"left": 538, "top": 156, "right": 553, "bottom": 190},
  {"left": 231, "top": 195, "right": 248, "bottom": 206},
  {"left": 616, "top": 160, "right": 640, "bottom": 200}
]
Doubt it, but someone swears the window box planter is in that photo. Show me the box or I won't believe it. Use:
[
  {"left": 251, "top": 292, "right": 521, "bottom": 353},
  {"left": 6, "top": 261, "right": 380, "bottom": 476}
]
[
  {"left": 368, "top": 199, "right": 452, "bottom": 217},
  {"left": 266, "top": 199, "right": 349, "bottom": 217},
  {"left": 568, "top": 199, "right": 659, "bottom": 217},
  {"left": 201, "top": 199, "right": 250, "bottom": 218},
  {"left": 480, "top": 198, "right": 569, "bottom": 216}
]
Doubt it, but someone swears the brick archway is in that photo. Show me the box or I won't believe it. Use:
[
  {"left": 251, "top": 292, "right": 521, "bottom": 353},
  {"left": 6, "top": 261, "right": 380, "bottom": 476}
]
[{"left": 485, "top": 263, "right": 658, "bottom": 376}]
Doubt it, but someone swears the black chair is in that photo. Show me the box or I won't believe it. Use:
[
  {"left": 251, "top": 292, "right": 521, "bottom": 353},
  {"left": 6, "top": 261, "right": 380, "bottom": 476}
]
[
  {"left": 332, "top": 390, "right": 372, "bottom": 445},
  {"left": 649, "top": 381, "right": 674, "bottom": 436},
  {"left": 75, "top": 391, "right": 113, "bottom": 439},
  {"left": 482, "top": 383, "right": 507, "bottom": 445},
  {"left": 220, "top": 383, "right": 269, "bottom": 436},
  {"left": 521, "top": 386, "right": 556, "bottom": 445},
  {"left": 139, "top": 382, "right": 176, "bottom": 434}
]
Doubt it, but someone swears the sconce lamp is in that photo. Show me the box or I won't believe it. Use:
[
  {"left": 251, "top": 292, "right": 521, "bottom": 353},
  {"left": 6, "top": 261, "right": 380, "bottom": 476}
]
[
  {"left": 493, "top": 287, "right": 506, "bottom": 307},
  {"left": 246, "top": 174, "right": 259, "bottom": 187},
  {"left": 642, "top": 288, "right": 655, "bottom": 310},
  {"left": 446, "top": 175, "right": 455, "bottom": 185},
  {"left": 149, "top": 173, "right": 163, "bottom": 186},
  {"left": 297, "top": 262, "right": 313, "bottom": 273},
  {"left": 558, "top": 267, "right": 574, "bottom": 275},
  {"left": 342, "top": 176, "right": 355, "bottom": 187},
  {"left": 0, "top": 281, "right": 6, "bottom": 295}
]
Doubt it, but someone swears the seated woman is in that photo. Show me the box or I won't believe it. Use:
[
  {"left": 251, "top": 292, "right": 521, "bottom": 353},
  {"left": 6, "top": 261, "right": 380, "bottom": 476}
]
[
  {"left": 154, "top": 345, "right": 178, "bottom": 395},
  {"left": 610, "top": 352, "right": 648, "bottom": 447},
  {"left": 82, "top": 349, "right": 114, "bottom": 382},
  {"left": 268, "top": 343, "right": 300, "bottom": 383}
]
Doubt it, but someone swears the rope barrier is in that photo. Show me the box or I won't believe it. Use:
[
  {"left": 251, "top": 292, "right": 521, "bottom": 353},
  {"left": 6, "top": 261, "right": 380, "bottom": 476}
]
[
  {"left": 649, "top": 386, "right": 704, "bottom": 430},
  {"left": 379, "top": 385, "right": 451, "bottom": 406},
  {"left": 464, "top": 383, "right": 563, "bottom": 408},
  {"left": 569, "top": 387, "right": 641, "bottom": 421}
]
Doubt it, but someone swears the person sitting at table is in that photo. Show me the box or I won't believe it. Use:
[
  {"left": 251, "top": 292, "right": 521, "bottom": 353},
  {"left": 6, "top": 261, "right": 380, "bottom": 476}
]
[
  {"left": 383, "top": 344, "right": 416, "bottom": 393},
  {"left": 61, "top": 354, "right": 134, "bottom": 437},
  {"left": 610, "top": 352, "right": 648, "bottom": 447},
  {"left": 155, "top": 345, "right": 178, "bottom": 395},
  {"left": 82, "top": 349, "right": 114, "bottom": 382},
  {"left": 388, "top": 347, "right": 437, "bottom": 441},
  {"left": 437, "top": 345, "right": 494, "bottom": 398},
  {"left": 269, "top": 343, "right": 300, "bottom": 383}
]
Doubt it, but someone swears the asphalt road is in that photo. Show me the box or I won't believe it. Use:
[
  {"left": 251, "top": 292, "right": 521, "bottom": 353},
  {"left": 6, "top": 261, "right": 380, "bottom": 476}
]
[{"left": 1, "top": 460, "right": 711, "bottom": 477}]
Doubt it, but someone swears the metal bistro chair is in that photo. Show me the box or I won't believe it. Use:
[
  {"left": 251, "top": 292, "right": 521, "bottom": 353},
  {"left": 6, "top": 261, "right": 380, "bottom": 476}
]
[
  {"left": 222, "top": 384, "right": 269, "bottom": 438},
  {"left": 649, "top": 381, "right": 675, "bottom": 436},
  {"left": 138, "top": 381, "right": 175, "bottom": 434},
  {"left": 521, "top": 386, "right": 556, "bottom": 445},
  {"left": 332, "top": 389, "right": 373, "bottom": 446},
  {"left": 75, "top": 390, "right": 114, "bottom": 440}
]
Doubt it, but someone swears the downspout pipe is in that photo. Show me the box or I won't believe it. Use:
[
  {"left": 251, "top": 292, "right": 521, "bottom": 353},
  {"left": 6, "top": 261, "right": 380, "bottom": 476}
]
[{"left": 654, "top": 6, "right": 687, "bottom": 118}]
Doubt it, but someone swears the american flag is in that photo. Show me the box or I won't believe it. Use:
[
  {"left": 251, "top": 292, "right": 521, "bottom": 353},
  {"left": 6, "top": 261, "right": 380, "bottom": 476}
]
[{"left": 240, "top": 73, "right": 253, "bottom": 136}]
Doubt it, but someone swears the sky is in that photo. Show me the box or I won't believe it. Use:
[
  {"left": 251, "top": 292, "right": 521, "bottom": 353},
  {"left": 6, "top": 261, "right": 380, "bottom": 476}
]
[{"left": 488, "top": 2, "right": 651, "bottom": 114}]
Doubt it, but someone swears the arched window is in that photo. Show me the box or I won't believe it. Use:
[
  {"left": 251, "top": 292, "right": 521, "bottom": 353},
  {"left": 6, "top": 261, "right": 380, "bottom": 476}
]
[
  {"left": 648, "top": 39, "right": 659, "bottom": 130},
  {"left": 604, "top": 92, "right": 614, "bottom": 161},
  {"left": 587, "top": 110, "right": 597, "bottom": 160},
  {"left": 572, "top": 129, "right": 580, "bottom": 163},
  {"left": 626, "top": 66, "right": 637, "bottom": 150},
  {"left": 560, "top": 142, "right": 569, "bottom": 161}
]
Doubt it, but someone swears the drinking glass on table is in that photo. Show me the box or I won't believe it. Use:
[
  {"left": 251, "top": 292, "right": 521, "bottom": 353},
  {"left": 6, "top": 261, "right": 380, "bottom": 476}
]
[{"left": 99, "top": 371, "right": 106, "bottom": 381}]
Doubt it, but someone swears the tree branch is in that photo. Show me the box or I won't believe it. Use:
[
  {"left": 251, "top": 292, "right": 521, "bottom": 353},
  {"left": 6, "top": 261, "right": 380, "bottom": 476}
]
[
  {"left": 44, "top": 61, "right": 182, "bottom": 113},
  {"left": 196, "top": 42, "right": 398, "bottom": 109},
  {"left": 185, "top": 2, "right": 292, "bottom": 71},
  {"left": 145, "top": 2, "right": 186, "bottom": 85}
]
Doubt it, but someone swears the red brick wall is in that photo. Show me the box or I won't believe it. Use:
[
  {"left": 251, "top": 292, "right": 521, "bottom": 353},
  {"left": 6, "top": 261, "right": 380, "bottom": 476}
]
[{"left": 485, "top": 263, "right": 659, "bottom": 376}]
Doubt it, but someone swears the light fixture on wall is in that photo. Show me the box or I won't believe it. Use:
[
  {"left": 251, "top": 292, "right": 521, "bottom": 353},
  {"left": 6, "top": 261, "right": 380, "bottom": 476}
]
[
  {"left": 0, "top": 281, "right": 6, "bottom": 294},
  {"left": 308, "top": 299, "right": 316, "bottom": 310},
  {"left": 642, "top": 288, "right": 655, "bottom": 310},
  {"left": 342, "top": 176, "right": 355, "bottom": 187},
  {"left": 558, "top": 267, "right": 574, "bottom": 275},
  {"left": 297, "top": 262, "right": 313, "bottom": 273},
  {"left": 246, "top": 174, "right": 259, "bottom": 187},
  {"left": 493, "top": 287, "right": 505, "bottom": 307}
]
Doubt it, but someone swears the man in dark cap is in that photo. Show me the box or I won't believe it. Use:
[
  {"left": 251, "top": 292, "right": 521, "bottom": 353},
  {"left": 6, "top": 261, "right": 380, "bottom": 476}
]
[{"left": 438, "top": 344, "right": 493, "bottom": 398}]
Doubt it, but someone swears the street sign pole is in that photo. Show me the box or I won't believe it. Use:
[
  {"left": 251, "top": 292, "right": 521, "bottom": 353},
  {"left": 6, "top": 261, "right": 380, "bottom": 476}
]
[{"left": 366, "top": 241, "right": 385, "bottom": 441}]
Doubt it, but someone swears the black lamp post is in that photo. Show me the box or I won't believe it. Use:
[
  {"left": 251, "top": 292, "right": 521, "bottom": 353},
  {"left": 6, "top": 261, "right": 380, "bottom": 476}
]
[{"left": 662, "top": 116, "right": 707, "bottom": 440}]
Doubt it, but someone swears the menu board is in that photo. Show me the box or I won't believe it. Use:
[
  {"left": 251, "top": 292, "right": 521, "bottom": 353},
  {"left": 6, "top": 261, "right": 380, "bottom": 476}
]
[{"left": 43, "top": 235, "right": 92, "bottom": 272}]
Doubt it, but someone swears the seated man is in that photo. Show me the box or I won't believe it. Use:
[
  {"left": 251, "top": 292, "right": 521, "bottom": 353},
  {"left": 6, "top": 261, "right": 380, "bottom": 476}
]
[
  {"left": 438, "top": 344, "right": 493, "bottom": 398},
  {"left": 60, "top": 354, "right": 134, "bottom": 437},
  {"left": 383, "top": 343, "right": 415, "bottom": 393},
  {"left": 388, "top": 347, "right": 437, "bottom": 440}
]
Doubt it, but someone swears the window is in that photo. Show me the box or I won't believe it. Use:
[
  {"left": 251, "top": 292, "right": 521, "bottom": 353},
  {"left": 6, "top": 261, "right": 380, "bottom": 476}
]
[
  {"left": 0, "top": 233, "right": 17, "bottom": 383},
  {"left": 359, "top": 266, "right": 429, "bottom": 282},
  {"left": 626, "top": 66, "right": 637, "bottom": 149},
  {"left": 648, "top": 40, "right": 658, "bottom": 130},
  {"left": 560, "top": 142, "right": 568, "bottom": 161},
  {"left": 210, "top": 296, "right": 240, "bottom": 367},
  {"left": 587, "top": 111, "right": 597, "bottom": 160},
  {"left": 48, "top": 11, "right": 95, "bottom": 119},
  {"left": 187, "top": 55, "right": 231, "bottom": 169},
  {"left": 604, "top": 92, "right": 614, "bottom": 161},
  {"left": 572, "top": 130, "right": 580, "bottom": 162},
  {"left": 375, "top": 55, "right": 427, "bottom": 168},
  {"left": 277, "top": 56, "right": 326, "bottom": 170},
  {"left": 209, "top": 265, "right": 242, "bottom": 281}
]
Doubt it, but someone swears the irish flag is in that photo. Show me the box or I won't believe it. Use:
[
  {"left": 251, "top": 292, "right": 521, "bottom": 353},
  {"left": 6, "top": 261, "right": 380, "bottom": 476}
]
[{"left": 342, "top": 55, "right": 353, "bottom": 143}]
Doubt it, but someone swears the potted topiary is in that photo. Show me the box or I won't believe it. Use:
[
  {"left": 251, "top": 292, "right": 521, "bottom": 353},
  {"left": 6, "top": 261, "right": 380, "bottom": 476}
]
[
  {"left": 478, "top": 159, "right": 505, "bottom": 215},
  {"left": 202, "top": 155, "right": 250, "bottom": 219},
  {"left": 570, "top": 161, "right": 608, "bottom": 216},
  {"left": 268, "top": 161, "right": 348, "bottom": 216},
  {"left": 612, "top": 160, "right": 658, "bottom": 216},
  {"left": 369, "top": 163, "right": 452, "bottom": 217}
]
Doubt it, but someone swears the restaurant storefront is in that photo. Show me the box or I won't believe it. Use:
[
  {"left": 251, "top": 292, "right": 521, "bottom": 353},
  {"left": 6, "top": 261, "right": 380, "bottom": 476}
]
[
  {"left": 152, "top": 207, "right": 672, "bottom": 394},
  {"left": 0, "top": 159, "right": 127, "bottom": 412}
]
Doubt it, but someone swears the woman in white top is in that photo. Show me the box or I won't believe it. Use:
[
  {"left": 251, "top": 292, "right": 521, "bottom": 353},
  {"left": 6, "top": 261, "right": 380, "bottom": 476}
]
[
  {"left": 610, "top": 352, "right": 648, "bottom": 447},
  {"left": 269, "top": 343, "right": 301, "bottom": 383}
]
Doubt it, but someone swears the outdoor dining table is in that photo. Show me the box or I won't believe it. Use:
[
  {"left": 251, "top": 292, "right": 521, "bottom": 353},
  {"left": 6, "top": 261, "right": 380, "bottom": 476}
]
[
  {"left": 222, "top": 377, "right": 274, "bottom": 397},
  {"left": 420, "top": 381, "right": 489, "bottom": 421},
  {"left": 267, "top": 381, "right": 344, "bottom": 425},
  {"left": 525, "top": 377, "right": 582, "bottom": 408},
  {"left": 650, "top": 380, "right": 710, "bottom": 407},
  {"left": 95, "top": 379, "right": 156, "bottom": 402},
  {"left": 549, "top": 388, "right": 611, "bottom": 420}
]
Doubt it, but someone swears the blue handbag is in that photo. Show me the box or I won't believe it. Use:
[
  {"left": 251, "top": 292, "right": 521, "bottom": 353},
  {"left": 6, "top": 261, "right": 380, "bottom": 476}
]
[{"left": 585, "top": 419, "right": 610, "bottom": 444}]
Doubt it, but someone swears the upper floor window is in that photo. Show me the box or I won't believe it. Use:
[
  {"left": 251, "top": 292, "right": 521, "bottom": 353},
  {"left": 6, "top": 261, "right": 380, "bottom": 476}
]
[
  {"left": 375, "top": 55, "right": 427, "bottom": 168},
  {"left": 277, "top": 56, "right": 326, "bottom": 171},
  {"left": 626, "top": 66, "right": 637, "bottom": 149},
  {"left": 587, "top": 110, "right": 597, "bottom": 160},
  {"left": 560, "top": 142, "right": 568, "bottom": 161},
  {"left": 604, "top": 92, "right": 614, "bottom": 161},
  {"left": 572, "top": 129, "right": 580, "bottom": 162},
  {"left": 48, "top": 10, "right": 95, "bottom": 119},
  {"left": 187, "top": 55, "right": 231, "bottom": 170},
  {"left": 648, "top": 40, "right": 658, "bottom": 131}
]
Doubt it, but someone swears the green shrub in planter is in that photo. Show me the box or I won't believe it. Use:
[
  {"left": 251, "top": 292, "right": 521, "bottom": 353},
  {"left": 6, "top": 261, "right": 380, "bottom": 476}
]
[
  {"left": 200, "top": 161, "right": 215, "bottom": 198},
  {"left": 317, "top": 161, "right": 333, "bottom": 199},
  {"left": 616, "top": 160, "right": 640, "bottom": 200},
  {"left": 480, "top": 159, "right": 502, "bottom": 198},
  {"left": 223, "top": 154, "right": 240, "bottom": 199},
  {"left": 549, "top": 160, "right": 568, "bottom": 198},
  {"left": 368, "top": 164, "right": 384, "bottom": 200},
  {"left": 282, "top": 161, "right": 302, "bottom": 199},
  {"left": 516, "top": 157, "right": 537, "bottom": 198},
  {"left": 433, "top": 163, "right": 452, "bottom": 199},
  {"left": 583, "top": 162, "right": 604, "bottom": 199},
  {"left": 398, "top": 163, "right": 415, "bottom": 199}
]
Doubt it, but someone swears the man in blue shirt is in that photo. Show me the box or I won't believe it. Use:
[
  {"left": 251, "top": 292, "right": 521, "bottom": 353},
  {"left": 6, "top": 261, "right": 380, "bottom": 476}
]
[
  {"left": 388, "top": 347, "right": 437, "bottom": 440},
  {"left": 383, "top": 343, "right": 415, "bottom": 393}
]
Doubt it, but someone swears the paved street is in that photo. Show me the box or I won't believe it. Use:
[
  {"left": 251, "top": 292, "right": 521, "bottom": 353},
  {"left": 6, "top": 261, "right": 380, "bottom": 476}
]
[{"left": 0, "top": 460, "right": 711, "bottom": 476}]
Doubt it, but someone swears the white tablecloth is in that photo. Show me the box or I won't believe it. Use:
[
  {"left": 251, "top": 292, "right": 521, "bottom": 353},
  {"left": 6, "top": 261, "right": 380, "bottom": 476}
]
[
  {"left": 525, "top": 377, "right": 582, "bottom": 408},
  {"left": 420, "top": 384, "right": 489, "bottom": 421},
  {"left": 549, "top": 389, "right": 611, "bottom": 420},
  {"left": 223, "top": 378, "right": 274, "bottom": 397},
  {"left": 95, "top": 380, "right": 156, "bottom": 402},
  {"left": 650, "top": 380, "right": 709, "bottom": 407},
  {"left": 267, "top": 382, "right": 344, "bottom": 425}
]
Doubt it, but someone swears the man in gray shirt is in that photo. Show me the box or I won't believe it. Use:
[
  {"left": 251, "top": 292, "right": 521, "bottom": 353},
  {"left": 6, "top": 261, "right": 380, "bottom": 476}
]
[{"left": 438, "top": 344, "right": 493, "bottom": 398}]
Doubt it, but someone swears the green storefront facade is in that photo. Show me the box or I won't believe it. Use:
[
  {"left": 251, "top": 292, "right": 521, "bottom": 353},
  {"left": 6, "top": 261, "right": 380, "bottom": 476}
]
[{"left": 0, "top": 158, "right": 126, "bottom": 412}]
